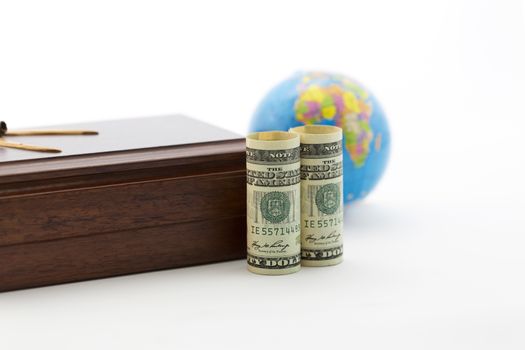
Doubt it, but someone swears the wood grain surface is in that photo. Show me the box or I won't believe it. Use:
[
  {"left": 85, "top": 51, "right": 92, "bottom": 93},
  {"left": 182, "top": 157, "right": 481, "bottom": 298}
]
[
  {"left": 0, "top": 116, "right": 247, "bottom": 292},
  {"left": 0, "top": 217, "right": 246, "bottom": 292}
]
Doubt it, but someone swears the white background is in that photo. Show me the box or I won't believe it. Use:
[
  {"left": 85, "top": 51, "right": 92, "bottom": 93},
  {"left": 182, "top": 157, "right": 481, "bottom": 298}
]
[{"left": 1, "top": 0, "right": 525, "bottom": 349}]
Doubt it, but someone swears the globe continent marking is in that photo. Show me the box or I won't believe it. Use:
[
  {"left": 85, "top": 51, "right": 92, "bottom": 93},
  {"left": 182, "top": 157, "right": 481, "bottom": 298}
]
[{"left": 250, "top": 71, "right": 390, "bottom": 203}]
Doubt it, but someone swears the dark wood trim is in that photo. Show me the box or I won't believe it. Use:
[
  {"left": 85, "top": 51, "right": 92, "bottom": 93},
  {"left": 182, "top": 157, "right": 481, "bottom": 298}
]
[{"left": 0, "top": 139, "right": 245, "bottom": 184}]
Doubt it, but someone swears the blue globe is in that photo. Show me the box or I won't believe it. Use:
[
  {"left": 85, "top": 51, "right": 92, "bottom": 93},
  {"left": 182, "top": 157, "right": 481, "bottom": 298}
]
[{"left": 250, "top": 71, "right": 390, "bottom": 203}]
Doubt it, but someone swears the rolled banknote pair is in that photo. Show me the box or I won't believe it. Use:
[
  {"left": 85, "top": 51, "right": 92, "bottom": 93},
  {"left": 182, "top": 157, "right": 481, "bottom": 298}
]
[{"left": 246, "top": 125, "right": 343, "bottom": 275}]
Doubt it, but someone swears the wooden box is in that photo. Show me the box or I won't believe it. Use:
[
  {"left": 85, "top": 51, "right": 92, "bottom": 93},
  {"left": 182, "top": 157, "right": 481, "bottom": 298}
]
[{"left": 0, "top": 116, "right": 246, "bottom": 292}]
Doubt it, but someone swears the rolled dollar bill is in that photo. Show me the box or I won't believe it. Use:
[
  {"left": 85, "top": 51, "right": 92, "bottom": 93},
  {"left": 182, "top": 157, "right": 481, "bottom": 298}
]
[
  {"left": 289, "top": 125, "right": 343, "bottom": 266},
  {"left": 246, "top": 131, "right": 301, "bottom": 275}
]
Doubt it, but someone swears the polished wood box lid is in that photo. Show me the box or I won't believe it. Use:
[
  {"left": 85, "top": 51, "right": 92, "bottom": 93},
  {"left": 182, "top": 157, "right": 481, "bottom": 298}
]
[{"left": 0, "top": 115, "right": 244, "bottom": 184}]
